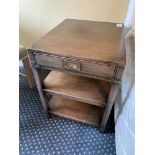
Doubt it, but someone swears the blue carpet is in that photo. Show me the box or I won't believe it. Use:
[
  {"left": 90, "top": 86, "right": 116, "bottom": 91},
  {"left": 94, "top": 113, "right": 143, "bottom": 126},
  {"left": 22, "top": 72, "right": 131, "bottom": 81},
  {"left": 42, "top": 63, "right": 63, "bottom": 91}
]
[{"left": 19, "top": 67, "right": 116, "bottom": 155}]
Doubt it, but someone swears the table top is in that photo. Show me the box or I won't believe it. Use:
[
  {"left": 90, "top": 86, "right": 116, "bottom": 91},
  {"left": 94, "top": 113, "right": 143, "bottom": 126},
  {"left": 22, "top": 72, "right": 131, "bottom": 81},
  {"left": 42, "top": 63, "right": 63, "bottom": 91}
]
[{"left": 31, "top": 19, "right": 125, "bottom": 66}]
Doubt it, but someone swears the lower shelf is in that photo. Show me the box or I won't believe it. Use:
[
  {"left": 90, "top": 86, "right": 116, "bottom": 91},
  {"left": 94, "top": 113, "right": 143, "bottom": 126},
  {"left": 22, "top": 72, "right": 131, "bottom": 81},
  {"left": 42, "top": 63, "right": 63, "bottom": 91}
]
[{"left": 49, "top": 96, "right": 103, "bottom": 126}]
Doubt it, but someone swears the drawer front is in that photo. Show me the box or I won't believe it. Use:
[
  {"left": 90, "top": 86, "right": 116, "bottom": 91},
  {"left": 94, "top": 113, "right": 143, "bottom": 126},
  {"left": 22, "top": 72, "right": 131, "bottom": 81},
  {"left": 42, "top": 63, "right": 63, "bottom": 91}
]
[{"left": 35, "top": 53, "right": 115, "bottom": 78}]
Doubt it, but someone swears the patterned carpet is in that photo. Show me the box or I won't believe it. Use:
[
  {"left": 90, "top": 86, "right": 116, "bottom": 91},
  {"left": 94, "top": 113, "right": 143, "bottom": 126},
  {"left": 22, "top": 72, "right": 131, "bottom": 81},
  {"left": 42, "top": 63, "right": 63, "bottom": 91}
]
[{"left": 19, "top": 67, "right": 116, "bottom": 155}]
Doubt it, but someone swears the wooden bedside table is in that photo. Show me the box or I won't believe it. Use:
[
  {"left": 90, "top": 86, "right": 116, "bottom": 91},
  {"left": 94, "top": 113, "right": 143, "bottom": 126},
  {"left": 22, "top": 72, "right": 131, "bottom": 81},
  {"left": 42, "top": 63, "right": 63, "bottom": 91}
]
[{"left": 28, "top": 19, "right": 125, "bottom": 132}]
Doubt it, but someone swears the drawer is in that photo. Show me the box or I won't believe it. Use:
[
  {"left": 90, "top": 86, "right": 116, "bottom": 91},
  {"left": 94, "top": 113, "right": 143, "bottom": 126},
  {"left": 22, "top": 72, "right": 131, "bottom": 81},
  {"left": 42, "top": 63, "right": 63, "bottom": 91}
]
[{"left": 35, "top": 53, "right": 115, "bottom": 78}]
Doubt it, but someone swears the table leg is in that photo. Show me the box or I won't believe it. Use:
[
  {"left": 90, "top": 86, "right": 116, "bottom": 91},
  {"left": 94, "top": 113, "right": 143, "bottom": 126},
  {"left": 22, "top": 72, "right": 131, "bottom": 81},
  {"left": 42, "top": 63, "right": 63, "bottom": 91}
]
[
  {"left": 22, "top": 56, "right": 35, "bottom": 89},
  {"left": 100, "top": 83, "right": 120, "bottom": 132},
  {"left": 28, "top": 52, "right": 49, "bottom": 117}
]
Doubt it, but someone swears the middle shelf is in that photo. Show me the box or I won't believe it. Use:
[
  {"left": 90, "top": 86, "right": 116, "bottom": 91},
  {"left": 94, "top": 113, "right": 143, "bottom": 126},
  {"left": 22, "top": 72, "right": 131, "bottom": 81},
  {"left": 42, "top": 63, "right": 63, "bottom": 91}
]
[{"left": 43, "top": 71, "right": 108, "bottom": 107}]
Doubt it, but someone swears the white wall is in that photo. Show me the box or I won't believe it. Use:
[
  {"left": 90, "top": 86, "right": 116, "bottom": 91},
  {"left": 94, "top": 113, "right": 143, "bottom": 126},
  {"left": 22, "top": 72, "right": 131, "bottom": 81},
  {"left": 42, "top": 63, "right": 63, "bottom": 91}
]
[
  {"left": 115, "top": 0, "right": 135, "bottom": 154},
  {"left": 19, "top": 0, "right": 129, "bottom": 47},
  {"left": 115, "top": 28, "right": 135, "bottom": 155},
  {"left": 124, "top": 0, "right": 135, "bottom": 27}
]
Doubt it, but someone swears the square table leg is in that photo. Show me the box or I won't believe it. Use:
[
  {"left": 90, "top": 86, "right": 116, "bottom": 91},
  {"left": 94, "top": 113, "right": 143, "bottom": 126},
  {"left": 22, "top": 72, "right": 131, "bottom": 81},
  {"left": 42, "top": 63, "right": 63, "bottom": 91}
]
[
  {"left": 28, "top": 52, "right": 50, "bottom": 117},
  {"left": 100, "top": 83, "right": 120, "bottom": 132},
  {"left": 22, "top": 56, "right": 35, "bottom": 89}
]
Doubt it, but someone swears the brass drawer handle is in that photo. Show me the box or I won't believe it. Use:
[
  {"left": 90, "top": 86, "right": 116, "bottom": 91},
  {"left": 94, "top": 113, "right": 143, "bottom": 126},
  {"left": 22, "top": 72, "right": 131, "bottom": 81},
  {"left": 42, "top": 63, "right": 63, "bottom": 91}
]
[{"left": 64, "top": 60, "right": 80, "bottom": 71}]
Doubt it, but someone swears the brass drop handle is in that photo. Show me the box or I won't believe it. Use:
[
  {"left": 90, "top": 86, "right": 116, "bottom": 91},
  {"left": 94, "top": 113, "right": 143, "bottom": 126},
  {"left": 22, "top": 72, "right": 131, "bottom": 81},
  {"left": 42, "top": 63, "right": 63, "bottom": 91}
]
[{"left": 63, "top": 60, "right": 80, "bottom": 71}]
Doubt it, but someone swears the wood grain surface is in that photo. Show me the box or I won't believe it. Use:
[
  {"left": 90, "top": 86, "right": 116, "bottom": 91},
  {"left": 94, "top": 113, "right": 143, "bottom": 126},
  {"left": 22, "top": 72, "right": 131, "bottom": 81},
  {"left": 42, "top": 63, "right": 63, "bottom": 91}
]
[
  {"left": 31, "top": 19, "right": 125, "bottom": 66},
  {"left": 43, "top": 71, "right": 107, "bottom": 107},
  {"left": 100, "top": 83, "right": 120, "bottom": 132},
  {"left": 35, "top": 53, "right": 115, "bottom": 78},
  {"left": 49, "top": 96, "right": 103, "bottom": 126},
  {"left": 27, "top": 19, "right": 124, "bottom": 131}
]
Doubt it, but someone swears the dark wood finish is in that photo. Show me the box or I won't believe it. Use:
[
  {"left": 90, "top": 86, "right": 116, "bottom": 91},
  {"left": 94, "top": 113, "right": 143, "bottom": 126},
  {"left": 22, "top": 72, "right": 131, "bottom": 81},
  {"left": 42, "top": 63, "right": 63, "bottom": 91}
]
[
  {"left": 49, "top": 96, "right": 103, "bottom": 126},
  {"left": 28, "top": 52, "right": 49, "bottom": 117},
  {"left": 31, "top": 19, "right": 125, "bottom": 66},
  {"left": 22, "top": 56, "right": 35, "bottom": 89},
  {"left": 100, "top": 83, "right": 120, "bottom": 132},
  {"left": 43, "top": 71, "right": 107, "bottom": 107},
  {"left": 35, "top": 53, "right": 115, "bottom": 79},
  {"left": 29, "top": 19, "right": 126, "bottom": 83},
  {"left": 115, "top": 67, "right": 124, "bottom": 80},
  {"left": 35, "top": 64, "right": 120, "bottom": 83},
  {"left": 99, "top": 81, "right": 111, "bottom": 97},
  {"left": 28, "top": 19, "right": 125, "bottom": 132}
]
